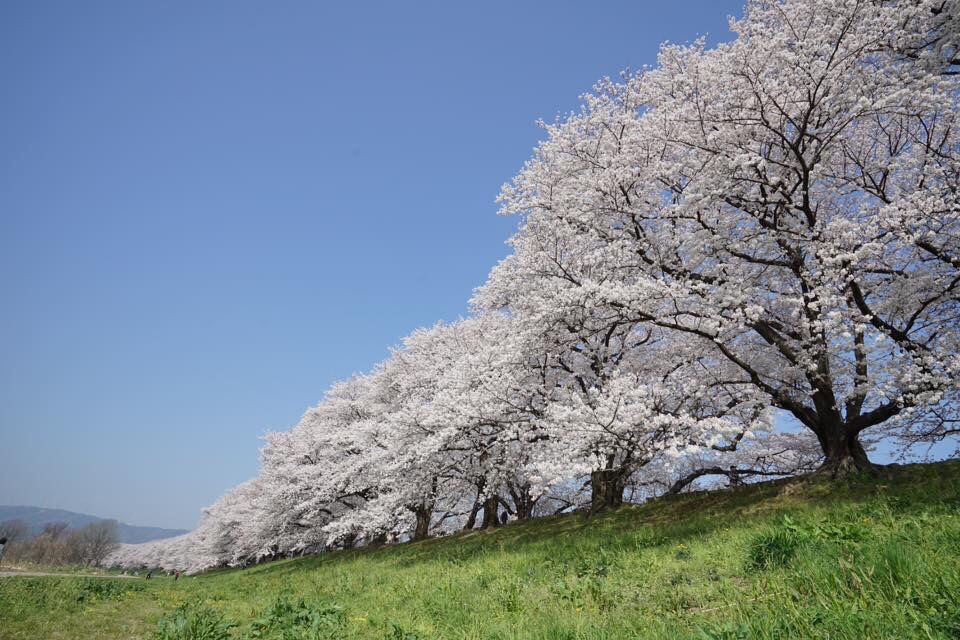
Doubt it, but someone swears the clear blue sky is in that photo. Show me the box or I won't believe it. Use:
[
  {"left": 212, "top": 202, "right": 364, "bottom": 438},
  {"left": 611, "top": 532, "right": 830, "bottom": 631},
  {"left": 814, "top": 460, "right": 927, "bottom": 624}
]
[{"left": 0, "top": 1, "right": 745, "bottom": 529}]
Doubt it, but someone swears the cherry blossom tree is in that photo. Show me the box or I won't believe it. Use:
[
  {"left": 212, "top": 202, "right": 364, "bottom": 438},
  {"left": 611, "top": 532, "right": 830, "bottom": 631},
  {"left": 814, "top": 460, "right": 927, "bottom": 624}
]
[
  {"left": 490, "top": 0, "right": 960, "bottom": 476},
  {"left": 322, "top": 316, "right": 550, "bottom": 540},
  {"left": 106, "top": 0, "right": 960, "bottom": 574}
]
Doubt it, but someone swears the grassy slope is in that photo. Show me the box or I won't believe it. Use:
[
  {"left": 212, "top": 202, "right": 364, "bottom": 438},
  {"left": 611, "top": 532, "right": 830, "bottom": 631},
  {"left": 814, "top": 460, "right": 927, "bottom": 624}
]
[{"left": 2, "top": 461, "right": 959, "bottom": 640}]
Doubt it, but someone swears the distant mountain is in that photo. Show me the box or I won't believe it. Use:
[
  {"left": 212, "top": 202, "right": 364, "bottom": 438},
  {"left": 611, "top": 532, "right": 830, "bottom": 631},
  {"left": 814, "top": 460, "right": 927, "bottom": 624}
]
[{"left": 0, "top": 506, "right": 188, "bottom": 544}]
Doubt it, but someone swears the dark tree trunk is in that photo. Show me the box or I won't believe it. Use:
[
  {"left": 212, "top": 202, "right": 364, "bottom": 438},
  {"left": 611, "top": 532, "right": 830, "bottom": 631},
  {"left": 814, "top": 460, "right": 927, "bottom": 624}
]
[
  {"left": 517, "top": 502, "right": 535, "bottom": 520},
  {"left": 514, "top": 500, "right": 534, "bottom": 520},
  {"left": 341, "top": 532, "right": 357, "bottom": 550},
  {"left": 589, "top": 468, "right": 627, "bottom": 515},
  {"left": 464, "top": 480, "right": 485, "bottom": 530},
  {"left": 479, "top": 495, "right": 501, "bottom": 529},
  {"left": 464, "top": 500, "right": 481, "bottom": 530},
  {"left": 727, "top": 466, "right": 743, "bottom": 488},
  {"left": 412, "top": 505, "right": 432, "bottom": 541},
  {"left": 507, "top": 482, "right": 538, "bottom": 520},
  {"left": 815, "top": 422, "right": 875, "bottom": 477}
]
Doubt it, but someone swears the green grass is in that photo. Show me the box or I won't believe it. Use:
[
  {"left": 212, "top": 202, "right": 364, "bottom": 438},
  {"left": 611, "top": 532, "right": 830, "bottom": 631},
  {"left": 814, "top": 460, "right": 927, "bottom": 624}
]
[{"left": 3, "top": 461, "right": 960, "bottom": 639}]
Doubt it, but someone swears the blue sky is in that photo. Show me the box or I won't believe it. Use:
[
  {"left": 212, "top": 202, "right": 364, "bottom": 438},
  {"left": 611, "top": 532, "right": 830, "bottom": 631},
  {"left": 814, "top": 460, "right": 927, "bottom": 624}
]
[{"left": 0, "top": 1, "right": 745, "bottom": 529}]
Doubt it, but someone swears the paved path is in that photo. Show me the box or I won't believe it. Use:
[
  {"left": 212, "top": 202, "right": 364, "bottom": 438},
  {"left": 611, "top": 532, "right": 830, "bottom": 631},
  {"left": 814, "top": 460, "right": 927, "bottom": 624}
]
[{"left": 0, "top": 570, "right": 139, "bottom": 579}]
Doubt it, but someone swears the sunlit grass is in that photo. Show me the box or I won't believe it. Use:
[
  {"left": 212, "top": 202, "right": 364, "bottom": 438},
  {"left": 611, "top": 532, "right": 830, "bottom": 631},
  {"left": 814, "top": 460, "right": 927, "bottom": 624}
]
[{"left": 2, "top": 461, "right": 959, "bottom": 639}]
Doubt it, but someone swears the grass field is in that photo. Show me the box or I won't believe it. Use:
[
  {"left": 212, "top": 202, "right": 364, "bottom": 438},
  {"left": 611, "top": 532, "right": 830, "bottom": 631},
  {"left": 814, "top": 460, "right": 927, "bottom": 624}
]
[{"left": 2, "top": 461, "right": 959, "bottom": 639}]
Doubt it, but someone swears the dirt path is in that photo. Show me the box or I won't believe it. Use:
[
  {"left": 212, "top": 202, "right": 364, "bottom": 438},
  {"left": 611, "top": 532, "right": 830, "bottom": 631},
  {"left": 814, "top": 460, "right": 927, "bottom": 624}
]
[{"left": 0, "top": 570, "right": 140, "bottom": 579}]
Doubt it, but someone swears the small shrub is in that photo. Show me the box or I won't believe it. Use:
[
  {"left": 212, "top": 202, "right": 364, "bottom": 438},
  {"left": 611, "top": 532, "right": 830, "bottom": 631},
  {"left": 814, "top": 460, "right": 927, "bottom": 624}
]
[
  {"left": 574, "top": 546, "right": 614, "bottom": 578},
  {"left": 549, "top": 577, "right": 585, "bottom": 606},
  {"left": 929, "top": 597, "right": 960, "bottom": 637},
  {"left": 748, "top": 514, "right": 874, "bottom": 572},
  {"left": 781, "top": 514, "right": 870, "bottom": 543},
  {"left": 746, "top": 529, "right": 804, "bottom": 570},
  {"left": 630, "top": 530, "right": 668, "bottom": 550},
  {"left": 387, "top": 622, "right": 420, "bottom": 640},
  {"left": 76, "top": 578, "right": 144, "bottom": 603},
  {"left": 249, "top": 596, "right": 344, "bottom": 639},
  {"left": 495, "top": 578, "right": 524, "bottom": 613},
  {"left": 153, "top": 601, "right": 236, "bottom": 640},
  {"left": 668, "top": 572, "right": 692, "bottom": 586}
]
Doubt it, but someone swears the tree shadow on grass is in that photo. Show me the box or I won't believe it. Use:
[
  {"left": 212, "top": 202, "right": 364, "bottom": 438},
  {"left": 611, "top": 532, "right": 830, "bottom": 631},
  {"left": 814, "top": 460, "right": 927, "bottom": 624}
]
[{"left": 208, "top": 460, "right": 960, "bottom": 581}]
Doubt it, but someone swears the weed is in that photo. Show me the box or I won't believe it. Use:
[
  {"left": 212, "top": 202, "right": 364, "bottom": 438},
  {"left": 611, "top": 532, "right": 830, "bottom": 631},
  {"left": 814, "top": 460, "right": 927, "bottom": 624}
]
[
  {"left": 76, "top": 578, "right": 145, "bottom": 603},
  {"left": 249, "top": 596, "right": 345, "bottom": 639},
  {"left": 746, "top": 528, "right": 805, "bottom": 570},
  {"left": 153, "top": 600, "right": 236, "bottom": 640},
  {"left": 386, "top": 622, "right": 420, "bottom": 640}
]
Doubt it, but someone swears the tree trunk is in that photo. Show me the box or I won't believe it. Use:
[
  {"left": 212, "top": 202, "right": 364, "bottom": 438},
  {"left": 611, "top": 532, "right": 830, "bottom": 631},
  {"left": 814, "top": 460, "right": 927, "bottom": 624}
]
[
  {"left": 341, "top": 531, "right": 357, "bottom": 550},
  {"left": 589, "top": 468, "right": 626, "bottom": 515},
  {"left": 479, "top": 495, "right": 501, "bottom": 529},
  {"left": 464, "top": 500, "right": 481, "bottom": 530},
  {"left": 507, "top": 482, "right": 537, "bottom": 520},
  {"left": 412, "top": 506, "right": 432, "bottom": 541},
  {"left": 515, "top": 503, "right": 534, "bottom": 520},
  {"left": 727, "top": 466, "right": 743, "bottom": 488},
  {"left": 464, "top": 481, "right": 485, "bottom": 530},
  {"left": 816, "top": 423, "right": 875, "bottom": 477},
  {"left": 513, "top": 496, "right": 535, "bottom": 520}
]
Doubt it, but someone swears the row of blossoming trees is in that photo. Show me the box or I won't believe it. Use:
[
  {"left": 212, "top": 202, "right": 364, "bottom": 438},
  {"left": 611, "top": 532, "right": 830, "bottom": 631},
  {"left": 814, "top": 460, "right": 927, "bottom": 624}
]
[{"left": 111, "top": 0, "right": 960, "bottom": 573}]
